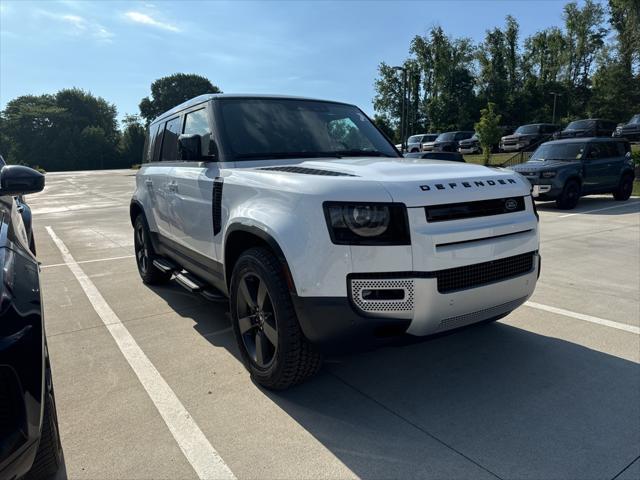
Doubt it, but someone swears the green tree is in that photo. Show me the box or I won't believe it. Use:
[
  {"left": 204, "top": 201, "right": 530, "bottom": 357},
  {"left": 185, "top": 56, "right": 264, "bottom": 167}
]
[
  {"left": 0, "top": 89, "right": 120, "bottom": 171},
  {"left": 119, "top": 114, "right": 146, "bottom": 166},
  {"left": 139, "top": 73, "right": 221, "bottom": 124},
  {"left": 475, "top": 103, "right": 502, "bottom": 165}
]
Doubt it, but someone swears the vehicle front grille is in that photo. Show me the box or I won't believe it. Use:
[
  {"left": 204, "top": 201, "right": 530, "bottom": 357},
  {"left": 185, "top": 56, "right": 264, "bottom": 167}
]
[
  {"left": 425, "top": 196, "right": 525, "bottom": 222},
  {"left": 436, "top": 252, "right": 535, "bottom": 293}
]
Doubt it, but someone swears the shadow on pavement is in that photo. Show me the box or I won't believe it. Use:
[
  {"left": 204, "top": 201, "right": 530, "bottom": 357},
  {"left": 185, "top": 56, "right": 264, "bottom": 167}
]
[{"left": 151, "top": 285, "right": 640, "bottom": 479}]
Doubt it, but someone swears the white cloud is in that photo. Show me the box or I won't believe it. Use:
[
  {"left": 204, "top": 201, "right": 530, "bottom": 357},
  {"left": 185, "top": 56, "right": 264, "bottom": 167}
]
[
  {"left": 37, "top": 10, "right": 114, "bottom": 42},
  {"left": 124, "top": 11, "right": 179, "bottom": 32}
]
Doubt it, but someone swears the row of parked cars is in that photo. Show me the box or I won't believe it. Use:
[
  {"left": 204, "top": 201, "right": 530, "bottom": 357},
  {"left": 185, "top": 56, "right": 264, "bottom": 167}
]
[{"left": 398, "top": 114, "right": 640, "bottom": 155}]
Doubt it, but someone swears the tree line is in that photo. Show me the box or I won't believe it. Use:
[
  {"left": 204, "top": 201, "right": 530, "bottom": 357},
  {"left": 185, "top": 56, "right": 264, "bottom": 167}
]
[
  {"left": 0, "top": 73, "right": 221, "bottom": 172},
  {"left": 372, "top": 0, "right": 640, "bottom": 142}
]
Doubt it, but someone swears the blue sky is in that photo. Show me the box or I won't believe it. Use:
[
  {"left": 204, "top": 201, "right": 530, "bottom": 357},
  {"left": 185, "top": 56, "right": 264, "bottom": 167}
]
[{"left": 1, "top": 0, "right": 588, "bottom": 124}]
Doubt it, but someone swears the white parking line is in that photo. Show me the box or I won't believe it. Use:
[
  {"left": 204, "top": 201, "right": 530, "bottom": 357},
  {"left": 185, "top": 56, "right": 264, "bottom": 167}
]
[
  {"left": 558, "top": 202, "right": 640, "bottom": 218},
  {"left": 525, "top": 301, "right": 640, "bottom": 335},
  {"left": 41, "top": 254, "right": 135, "bottom": 269},
  {"left": 45, "top": 226, "right": 236, "bottom": 480}
]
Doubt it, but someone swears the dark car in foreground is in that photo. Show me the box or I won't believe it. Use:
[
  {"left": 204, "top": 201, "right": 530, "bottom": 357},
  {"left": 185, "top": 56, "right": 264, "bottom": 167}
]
[
  {"left": 404, "top": 151, "right": 465, "bottom": 162},
  {"left": 555, "top": 119, "right": 617, "bottom": 139},
  {"left": 510, "top": 138, "right": 634, "bottom": 209},
  {"left": 500, "top": 123, "right": 559, "bottom": 152},
  {"left": 432, "top": 131, "right": 474, "bottom": 152},
  {"left": 613, "top": 114, "right": 640, "bottom": 141},
  {"left": 0, "top": 156, "right": 36, "bottom": 254},
  {"left": 0, "top": 165, "right": 63, "bottom": 479}
]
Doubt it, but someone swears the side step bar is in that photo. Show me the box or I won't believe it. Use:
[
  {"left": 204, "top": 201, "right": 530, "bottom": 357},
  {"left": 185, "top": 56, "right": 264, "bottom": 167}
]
[{"left": 153, "top": 257, "right": 227, "bottom": 303}]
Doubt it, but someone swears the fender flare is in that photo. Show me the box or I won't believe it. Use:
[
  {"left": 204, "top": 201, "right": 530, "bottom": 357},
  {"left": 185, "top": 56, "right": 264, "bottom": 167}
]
[{"left": 223, "top": 223, "right": 297, "bottom": 294}]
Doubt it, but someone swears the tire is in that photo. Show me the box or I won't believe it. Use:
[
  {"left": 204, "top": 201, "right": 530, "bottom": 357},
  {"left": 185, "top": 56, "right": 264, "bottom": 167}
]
[
  {"left": 613, "top": 174, "right": 633, "bottom": 201},
  {"left": 26, "top": 379, "right": 62, "bottom": 479},
  {"left": 133, "top": 215, "right": 171, "bottom": 285},
  {"left": 556, "top": 180, "right": 581, "bottom": 210},
  {"left": 410, "top": 148, "right": 418, "bottom": 153},
  {"left": 230, "top": 247, "right": 322, "bottom": 390}
]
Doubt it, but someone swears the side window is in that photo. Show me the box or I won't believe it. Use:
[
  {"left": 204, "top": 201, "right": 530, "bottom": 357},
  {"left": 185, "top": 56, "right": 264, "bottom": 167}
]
[
  {"left": 615, "top": 142, "right": 627, "bottom": 156},
  {"left": 160, "top": 116, "right": 182, "bottom": 161},
  {"left": 144, "top": 123, "right": 160, "bottom": 163},
  {"left": 587, "top": 144, "right": 602, "bottom": 159},
  {"left": 183, "top": 109, "right": 212, "bottom": 156}
]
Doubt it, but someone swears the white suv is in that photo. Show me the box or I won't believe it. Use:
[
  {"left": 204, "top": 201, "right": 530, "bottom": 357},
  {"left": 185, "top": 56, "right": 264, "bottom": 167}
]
[{"left": 131, "top": 94, "right": 540, "bottom": 389}]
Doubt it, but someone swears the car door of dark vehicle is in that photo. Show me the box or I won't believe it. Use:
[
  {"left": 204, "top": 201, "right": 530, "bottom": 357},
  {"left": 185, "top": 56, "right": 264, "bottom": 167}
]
[{"left": 582, "top": 142, "right": 617, "bottom": 192}]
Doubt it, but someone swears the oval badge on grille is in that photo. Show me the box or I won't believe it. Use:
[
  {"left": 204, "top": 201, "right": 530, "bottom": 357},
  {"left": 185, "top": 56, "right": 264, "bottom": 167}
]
[{"left": 505, "top": 198, "right": 519, "bottom": 211}]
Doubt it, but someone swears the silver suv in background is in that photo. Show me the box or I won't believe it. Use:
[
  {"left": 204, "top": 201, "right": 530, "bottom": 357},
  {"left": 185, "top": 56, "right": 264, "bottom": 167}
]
[{"left": 395, "top": 134, "right": 438, "bottom": 152}]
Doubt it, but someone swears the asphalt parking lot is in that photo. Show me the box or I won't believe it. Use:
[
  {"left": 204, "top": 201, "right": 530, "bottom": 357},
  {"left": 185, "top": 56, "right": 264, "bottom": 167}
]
[{"left": 29, "top": 169, "right": 639, "bottom": 480}]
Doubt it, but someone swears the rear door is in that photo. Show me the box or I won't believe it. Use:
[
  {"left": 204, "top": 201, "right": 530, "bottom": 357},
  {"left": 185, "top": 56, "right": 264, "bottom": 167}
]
[{"left": 170, "top": 105, "right": 220, "bottom": 262}]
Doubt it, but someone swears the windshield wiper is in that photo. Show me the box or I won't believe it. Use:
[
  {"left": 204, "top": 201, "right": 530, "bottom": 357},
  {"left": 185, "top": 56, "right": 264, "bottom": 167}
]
[
  {"left": 234, "top": 152, "right": 341, "bottom": 160},
  {"left": 329, "top": 150, "right": 395, "bottom": 158}
]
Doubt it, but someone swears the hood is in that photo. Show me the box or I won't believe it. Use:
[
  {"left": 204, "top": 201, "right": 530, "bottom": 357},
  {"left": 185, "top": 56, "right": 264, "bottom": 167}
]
[
  {"left": 621, "top": 123, "right": 640, "bottom": 132},
  {"left": 239, "top": 157, "right": 530, "bottom": 207},
  {"left": 510, "top": 159, "right": 580, "bottom": 172}
]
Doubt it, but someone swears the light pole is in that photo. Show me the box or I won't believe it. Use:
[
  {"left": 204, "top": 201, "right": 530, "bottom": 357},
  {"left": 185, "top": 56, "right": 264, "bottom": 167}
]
[
  {"left": 550, "top": 92, "right": 562, "bottom": 125},
  {"left": 393, "top": 66, "right": 407, "bottom": 151}
]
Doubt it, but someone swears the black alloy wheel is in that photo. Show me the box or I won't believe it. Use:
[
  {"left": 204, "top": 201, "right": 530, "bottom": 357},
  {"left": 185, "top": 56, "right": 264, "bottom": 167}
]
[
  {"left": 236, "top": 272, "right": 278, "bottom": 368},
  {"left": 133, "top": 215, "right": 171, "bottom": 284},
  {"left": 134, "top": 220, "right": 149, "bottom": 275},
  {"left": 613, "top": 174, "right": 633, "bottom": 201},
  {"left": 556, "top": 180, "right": 581, "bottom": 210}
]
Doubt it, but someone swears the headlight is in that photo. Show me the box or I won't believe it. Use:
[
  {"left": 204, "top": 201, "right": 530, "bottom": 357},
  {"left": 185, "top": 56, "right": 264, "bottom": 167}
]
[
  {"left": 541, "top": 171, "right": 557, "bottom": 178},
  {"left": 323, "top": 202, "right": 410, "bottom": 245}
]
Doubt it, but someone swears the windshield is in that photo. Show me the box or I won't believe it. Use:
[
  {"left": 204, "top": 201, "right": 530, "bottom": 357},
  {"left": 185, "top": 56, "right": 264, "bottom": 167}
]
[
  {"left": 566, "top": 120, "right": 594, "bottom": 130},
  {"left": 436, "top": 132, "right": 456, "bottom": 141},
  {"left": 629, "top": 114, "right": 640, "bottom": 125},
  {"left": 530, "top": 143, "right": 586, "bottom": 161},
  {"left": 218, "top": 98, "right": 398, "bottom": 160},
  {"left": 515, "top": 125, "right": 539, "bottom": 135}
]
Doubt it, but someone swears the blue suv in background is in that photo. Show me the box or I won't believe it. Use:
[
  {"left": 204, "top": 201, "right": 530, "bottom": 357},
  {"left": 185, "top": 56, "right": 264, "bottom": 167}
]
[{"left": 510, "top": 138, "right": 635, "bottom": 209}]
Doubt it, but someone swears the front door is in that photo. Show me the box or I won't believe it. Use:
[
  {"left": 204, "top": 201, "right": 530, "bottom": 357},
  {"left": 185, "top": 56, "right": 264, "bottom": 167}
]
[
  {"left": 582, "top": 142, "right": 618, "bottom": 192},
  {"left": 170, "top": 106, "right": 221, "bottom": 262}
]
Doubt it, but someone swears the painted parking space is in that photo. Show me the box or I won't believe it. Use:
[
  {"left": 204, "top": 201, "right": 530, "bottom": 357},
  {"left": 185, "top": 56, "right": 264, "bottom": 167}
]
[{"left": 28, "top": 170, "right": 639, "bottom": 479}]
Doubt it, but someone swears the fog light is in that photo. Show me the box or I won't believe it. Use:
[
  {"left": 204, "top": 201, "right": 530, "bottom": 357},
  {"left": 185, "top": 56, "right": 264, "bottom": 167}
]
[{"left": 361, "top": 289, "right": 405, "bottom": 301}]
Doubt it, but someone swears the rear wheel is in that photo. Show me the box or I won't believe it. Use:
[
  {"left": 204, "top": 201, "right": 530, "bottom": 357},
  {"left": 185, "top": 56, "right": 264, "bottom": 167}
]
[
  {"left": 133, "top": 215, "right": 171, "bottom": 285},
  {"left": 556, "top": 180, "right": 581, "bottom": 210},
  {"left": 230, "top": 247, "right": 322, "bottom": 390},
  {"left": 613, "top": 174, "right": 633, "bottom": 201}
]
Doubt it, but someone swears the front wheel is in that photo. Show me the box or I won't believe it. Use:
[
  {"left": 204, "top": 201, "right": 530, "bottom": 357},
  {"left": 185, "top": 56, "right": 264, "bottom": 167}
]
[
  {"left": 613, "top": 174, "right": 634, "bottom": 201},
  {"left": 556, "top": 180, "right": 581, "bottom": 210},
  {"left": 230, "top": 247, "right": 322, "bottom": 390}
]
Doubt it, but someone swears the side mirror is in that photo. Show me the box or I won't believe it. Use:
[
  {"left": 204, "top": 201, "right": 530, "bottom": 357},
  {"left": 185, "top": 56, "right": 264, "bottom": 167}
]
[
  {"left": 178, "top": 134, "right": 203, "bottom": 161},
  {"left": 0, "top": 165, "right": 45, "bottom": 196}
]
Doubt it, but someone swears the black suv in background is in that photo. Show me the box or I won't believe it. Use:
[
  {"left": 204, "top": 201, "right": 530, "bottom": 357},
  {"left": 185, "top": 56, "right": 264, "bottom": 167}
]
[
  {"left": 555, "top": 119, "right": 618, "bottom": 139},
  {"left": 500, "top": 123, "right": 559, "bottom": 152},
  {"left": 432, "top": 131, "right": 474, "bottom": 152},
  {"left": 0, "top": 165, "right": 63, "bottom": 479},
  {"left": 613, "top": 114, "right": 640, "bottom": 141},
  {"left": 458, "top": 127, "right": 515, "bottom": 154},
  {"left": 510, "top": 138, "right": 634, "bottom": 209}
]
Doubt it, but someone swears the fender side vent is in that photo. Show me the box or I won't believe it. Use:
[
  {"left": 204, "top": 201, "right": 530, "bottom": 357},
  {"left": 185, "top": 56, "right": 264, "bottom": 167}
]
[
  {"left": 213, "top": 178, "right": 223, "bottom": 235},
  {"left": 259, "top": 166, "right": 357, "bottom": 177}
]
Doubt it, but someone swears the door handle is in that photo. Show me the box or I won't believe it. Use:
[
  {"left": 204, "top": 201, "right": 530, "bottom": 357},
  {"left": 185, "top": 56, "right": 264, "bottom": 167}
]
[
  {"left": 145, "top": 179, "right": 153, "bottom": 186},
  {"left": 168, "top": 181, "right": 178, "bottom": 193}
]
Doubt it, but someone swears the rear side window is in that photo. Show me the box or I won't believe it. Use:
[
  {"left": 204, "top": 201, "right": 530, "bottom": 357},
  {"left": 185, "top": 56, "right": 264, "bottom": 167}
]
[
  {"left": 160, "top": 116, "right": 182, "bottom": 161},
  {"left": 589, "top": 142, "right": 617, "bottom": 159},
  {"left": 144, "top": 123, "right": 160, "bottom": 163},
  {"left": 183, "top": 109, "right": 212, "bottom": 156}
]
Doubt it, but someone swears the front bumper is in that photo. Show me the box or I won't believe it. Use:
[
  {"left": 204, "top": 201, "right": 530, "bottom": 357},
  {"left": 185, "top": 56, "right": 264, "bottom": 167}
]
[{"left": 294, "top": 252, "right": 539, "bottom": 348}]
